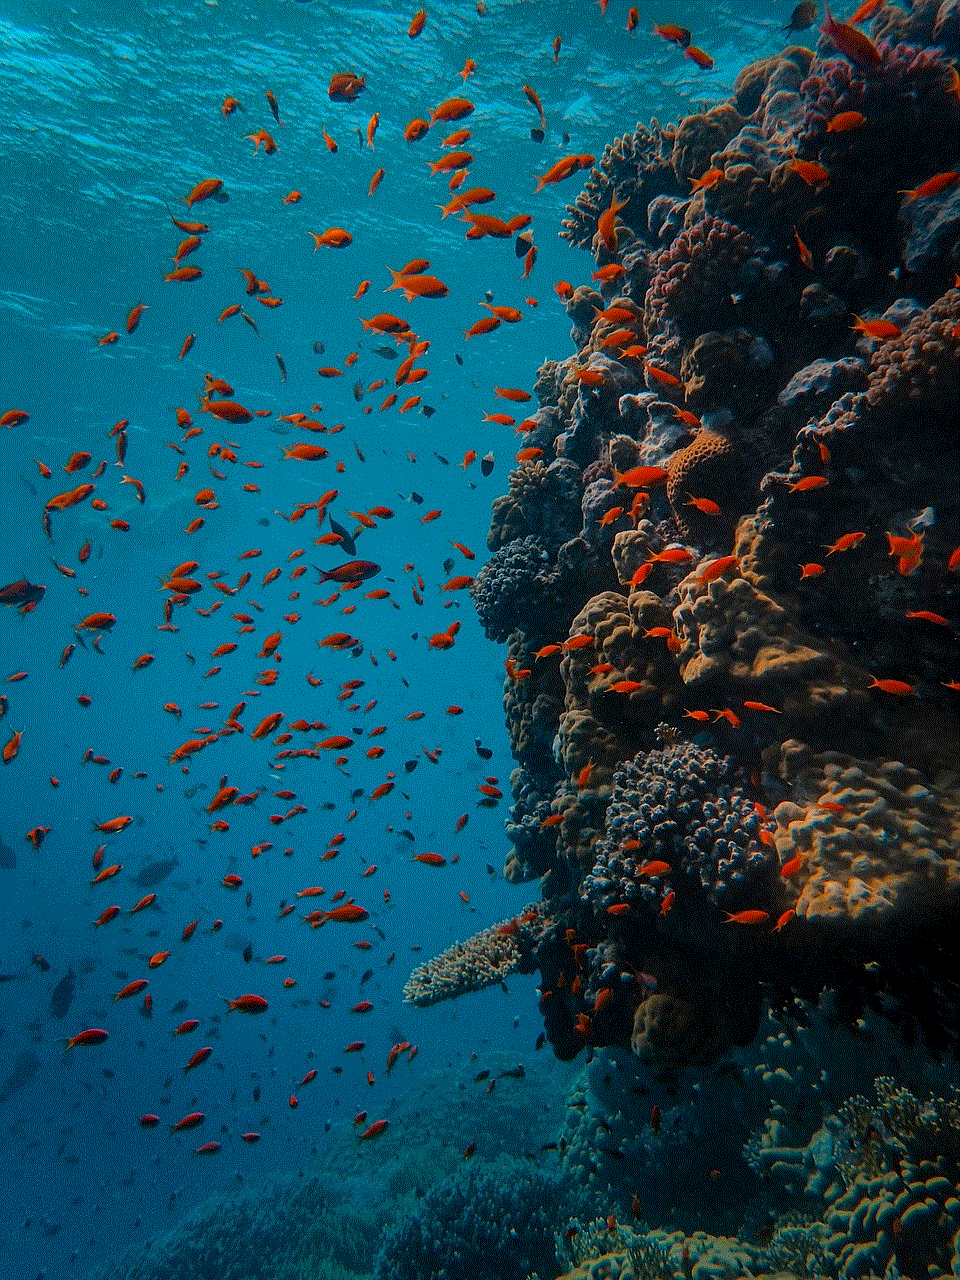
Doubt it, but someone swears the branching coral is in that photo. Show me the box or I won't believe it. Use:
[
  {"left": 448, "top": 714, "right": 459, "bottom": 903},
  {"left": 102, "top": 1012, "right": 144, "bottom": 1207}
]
[
  {"left": 373, "top": 1157, "right": 585, "bottom": 1280},
  {"left": 402, "top": 907, "right": 546, "bottom": 1006}
]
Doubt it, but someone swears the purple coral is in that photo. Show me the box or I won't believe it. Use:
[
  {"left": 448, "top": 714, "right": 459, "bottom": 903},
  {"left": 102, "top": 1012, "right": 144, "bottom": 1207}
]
[{"left": 643, "top": 216, "right": 759, "bottom": 341}]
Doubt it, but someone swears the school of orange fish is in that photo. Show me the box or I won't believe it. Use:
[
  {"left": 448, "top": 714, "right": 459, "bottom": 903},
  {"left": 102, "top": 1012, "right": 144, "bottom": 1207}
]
[{"left": 1, "top": 0, "right": 958, "bottom": 1202}]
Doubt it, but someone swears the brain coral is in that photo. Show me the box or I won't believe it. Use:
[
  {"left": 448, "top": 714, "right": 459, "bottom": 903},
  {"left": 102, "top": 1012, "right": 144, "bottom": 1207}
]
[
  {"left": 664, "top": 429, "right": 738, "bottom": 540},
  {"left": 630, "top": 989, "right": 742, "bottom": 1078}
]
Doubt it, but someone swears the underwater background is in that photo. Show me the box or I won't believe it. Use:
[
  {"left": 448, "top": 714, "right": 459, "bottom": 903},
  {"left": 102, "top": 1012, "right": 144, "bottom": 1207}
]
[{"left": 0, "top": 0, "right": 958, "bottom": 1277}]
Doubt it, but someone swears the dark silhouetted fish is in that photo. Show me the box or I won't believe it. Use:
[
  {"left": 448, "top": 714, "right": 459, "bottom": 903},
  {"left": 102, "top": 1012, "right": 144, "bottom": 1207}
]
[
  {"left": 0, "top": 1051, "right": 40, "bottom": 1103},
  {"left": 328, "top": 512, "right": 357, "bottom": 556},
  {"left": 132, "top": 857, "right": 178, "bottom": 888},
  {"left": 372, "top": 345, "right": 397, "bottom": 360},
  {"left": 0, "top": 578, "right": 45, "bottom": 609},
  {"left": 0, "top": 831, "right": 15, "bottom": 870},
  {"left": 784, "top": 0, "right": 817, "bottom": 31},
  {"left": 49, "top": 968, "right": 75, "bottom": 1019},
  {"left": 315, "top": 559, "right": 380, "bottom": 584}
]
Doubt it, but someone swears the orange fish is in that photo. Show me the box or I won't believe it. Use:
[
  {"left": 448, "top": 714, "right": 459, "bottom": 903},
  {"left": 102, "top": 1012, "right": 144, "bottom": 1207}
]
[
  {"left": 772, "top": 909, "right": 796, "bottom": 934},
  {"left": 824, "top": 531, "right": 866, "bottom": 555},
  {"left": 793, "top": 227, "right": 814, "bottom": 269},
  {"left": 868, "top": 676, "right": 914, "bottom": 696},
  {"left": 65, "top": 1028, "right": 109, "bottom": 1050},
  {"left": 309, "top": 227, "right": 353, "bottom": 249},
  {"left": 826, "top": 110, "right": 867, "bottom": 132},
  {"left": 684, "top": 45, "right": 714, "bottom": 70},
  {"left": 689, "top": 167, "right": 724, "bottom": 193},
  {"left": 905, "top": 611, "right": 952, "bottom": 628},
  {"left": 789, "top": 158, "right": 829, "bottom": 190},
  {"left": 328, "top": 73, "right": 366, "bottom": 103},
  {"left": 697, "top": 555, "right": 739, "bottom": 583},
  {"left": 533, "top": 154, "right": 594, "bottom": 193},
  {"left": 899, "top": 170, "right": 960, "bottom": 203},
  {"left": 653, "top": 24, "right": 691, "bottom": 47},
  {"left": 851, "top": 315, "right": 901, "bottom": 340},
  {"left": 612, "top": 465, "right": 669, "bottom": 489},
  {"left": 225, "top": 994, "right": 269, "bottom": 1013},
  {"left": 184, "top": 178, "right": 224, "bottom": 207},
  {"left": 820, "top": 5, "right": 882, "bottom": 70},
  {"left": 722, "top": 909, "right": 770, "bottom": 925},
  {"left": 429, "top": 97, "right": 474, "bottom": 125}
]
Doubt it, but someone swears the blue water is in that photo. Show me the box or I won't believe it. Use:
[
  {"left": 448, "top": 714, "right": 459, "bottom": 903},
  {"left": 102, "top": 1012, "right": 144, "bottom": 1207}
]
[{"left": 0, "top": 1, "right": 821, "bottom": 1276}]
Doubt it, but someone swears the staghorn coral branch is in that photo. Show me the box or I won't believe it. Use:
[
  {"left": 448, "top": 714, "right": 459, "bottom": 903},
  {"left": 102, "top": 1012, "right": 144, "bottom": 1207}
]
[{"left": 403, "top": 906, "right": 547, "bottom": 1006}]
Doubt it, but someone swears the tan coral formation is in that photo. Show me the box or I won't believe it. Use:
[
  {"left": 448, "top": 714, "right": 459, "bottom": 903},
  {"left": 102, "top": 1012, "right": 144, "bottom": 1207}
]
[
  {"left": 665, "top": 429, "right": 737, "bottom": 538},
  {"left": 771, "top": 740, "right": 960, "bottom": 924},
  {"left": 630, "top": 989, "right": 738, "bottom": 1078},
  {"left": 562, "top": 589, "right": 682, "bottom": 730},
  {"left": 672, "top": 561, "right": 874, "bottom": 734}
]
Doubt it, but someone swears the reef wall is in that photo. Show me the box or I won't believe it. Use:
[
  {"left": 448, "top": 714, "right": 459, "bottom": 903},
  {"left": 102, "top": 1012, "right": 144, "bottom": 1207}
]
[{"left": 407, "top": 13, "right": 960, "bottom": 1087}]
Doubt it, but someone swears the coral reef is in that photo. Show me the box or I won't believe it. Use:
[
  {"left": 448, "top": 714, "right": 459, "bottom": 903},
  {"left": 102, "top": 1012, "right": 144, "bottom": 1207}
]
[
  {"left": 770, "top": 740, "right": 960, "bottom": 925},
  {"left": 373, "top": 1157, "right": 585, "bottom": 1280},
  {"left": 747, "top": 1076, "right": 960, "bottom": 1279},
  {"left": 405, "top": 30, "right": 960, "bottom": 1275}
]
